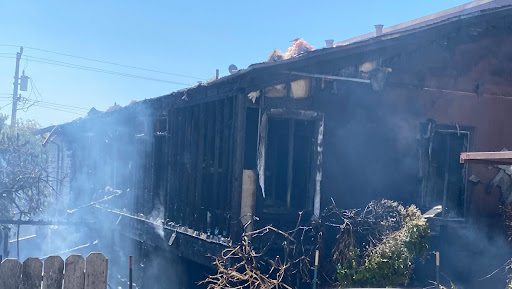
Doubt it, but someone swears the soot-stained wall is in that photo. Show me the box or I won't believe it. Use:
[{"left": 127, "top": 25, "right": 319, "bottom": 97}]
[{"left": 315, "top": 31, "right": 512, "bottom": 220}]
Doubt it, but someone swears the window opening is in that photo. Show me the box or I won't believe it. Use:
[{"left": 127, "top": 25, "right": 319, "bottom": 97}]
[
  {"left": 263, "top": 118, "right": 315, "bottom": 212},
  {"left": 421, "top": 125, "right": 469, "bottom": 218}
]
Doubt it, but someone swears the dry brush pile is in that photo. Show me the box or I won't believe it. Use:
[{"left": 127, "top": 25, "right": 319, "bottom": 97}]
[{"left": 203, "top": 199, "right": 429, "bottom": 289}]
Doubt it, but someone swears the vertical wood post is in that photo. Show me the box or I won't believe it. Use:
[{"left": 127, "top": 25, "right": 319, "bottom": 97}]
[
  {"left": 286, "top": 119, "right": 295, "bottom": 208},
  {"left": 195, "top": 103, "right": 206, "bottom": 230},
  {"left": 230, "top": 92, "right": 247, "bottom": 241}
]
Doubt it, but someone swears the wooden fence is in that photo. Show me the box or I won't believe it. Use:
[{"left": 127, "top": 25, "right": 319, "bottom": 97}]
[{"left": 0, "top": 253, "right": 108, "bottom": 289}]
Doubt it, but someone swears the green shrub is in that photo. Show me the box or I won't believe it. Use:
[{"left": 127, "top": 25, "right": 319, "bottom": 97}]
[{"left": 337, "top": 203, "right": 429, "bottom": 288}]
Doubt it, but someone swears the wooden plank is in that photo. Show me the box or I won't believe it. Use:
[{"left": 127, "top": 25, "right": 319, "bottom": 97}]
[
  {"left": 212, "top": 99, "right": 222, "bottom": 215},
  {"left": 286, "top": 119, "right": 295, "bottom": 209},
  {"left": 219, "top": 97, "right": 232, "bottom": 236},
  {"left": 167, "top": 108, "right": 178, "bottom": 222},
  {"left": 0, "top": 259, "right": 22, "bottom": 289},
  {"left": 188, "top": 105, "right": 199, "bottom": 229},
  {"left": 43, "top": 256, "right": 64, "bottom": 289},
  {"left": 460, "top": 151, "right": 512, "bottom": 164},
  {"left": 312, "top": 115, "right": 324, "bottom": 217},
  {"left": 175, "top": 108, "right": 186, "bottom": 224},
  {"left": 195, "top": 103, "right": 206, "bottom": 231},
  {"left": 63, "top": 255, "right": 85, "bottom": 289},
  {"left": 181, "top": 107, "right": 192, "bottom": 226},
  {"left": 202, "top": 102, "right": 214, "bottom": 228},
  {"left": 266, "top": 109, "right": 318, "bottom": 120},
  {"left": 442, "top": 136, "right": 451, "bottom": 218},
  {"left": 158, "top": 118, "right": 170, "bottom": 224},
  {"left": 230, "top": 93, "right": 247, "bottom": 241},
  {"left": 84, "top": 253, "right": 108, "bottom": 289},
  {"left": 21, "top": 258, "right": 42, "bottom": 289}
]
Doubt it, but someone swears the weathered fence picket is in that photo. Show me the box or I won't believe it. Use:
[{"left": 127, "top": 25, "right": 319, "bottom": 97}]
[
  {"left": 43, "top": 256, "right": 64, "bottom": 289},
  {"left": 84, "top": 253, "right": 108, "bottom": 289},
  {"left": 21, "top": 258, "right": 42, "bottom": 289},
  {"left": 63, "top": 255, "right": 85, "bottom": 289},
  {"left": 0, "top": 259, "right": 22, "bottom": 289},
  {"left": 0, "top": 253, "right": 108, "bottom": 289}
]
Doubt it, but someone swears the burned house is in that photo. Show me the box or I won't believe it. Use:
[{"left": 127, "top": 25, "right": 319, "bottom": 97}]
[{"left": 39, "top": 1, "right": 512, "bottom": 287}]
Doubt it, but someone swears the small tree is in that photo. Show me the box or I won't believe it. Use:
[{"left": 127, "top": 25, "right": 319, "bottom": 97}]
[{"left": 0, "top": 116, "right": 53, "bottom": 221}]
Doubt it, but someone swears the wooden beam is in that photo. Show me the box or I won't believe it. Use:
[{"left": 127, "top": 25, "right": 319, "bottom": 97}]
[
  {"left": 167, "top": 108, "right": 178, "bottom": 222},
  {"left": 203, "top": 102, "right": 215, "bottom": 232},
  {"left": 182, "top": 107, "right": 193, "bottom": 226},
  {"left": 289, "top": 71, "right": 371, "bottom": 84},
  {"left": 286, "top": 120, "right": 295, "bottom": 209},
  {"left": 219, "top": 98, "right": 232, "bottom": 235},
  {"left": 175, "top": 109, "right": 185, "bottom": 224},
  {"left": 212, "top": 100, "right": 222, "bottom": 220},
  {"left": 310, "top": 114, "right": 324, "bottom": 218},
  {"left": 230, "top": 93, "right": 247, "bottom": 242},
  {"left": 195, "top": 103, "right": 206, "bottom": 231},
  {"left": 460, "top": 151, "right": 512, "bottom": 164},
  {"left": 188, "top": 106, "right": 199, "bottom": 229}
]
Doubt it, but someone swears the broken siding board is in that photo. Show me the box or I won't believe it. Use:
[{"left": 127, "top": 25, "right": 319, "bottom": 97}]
[{"left": 230, "top": 93, "right": 247, "bottom": 241}]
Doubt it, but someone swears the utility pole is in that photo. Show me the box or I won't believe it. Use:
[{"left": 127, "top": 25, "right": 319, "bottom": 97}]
[{"left": 11, "top": 46, "right": 23, "bottom": 128}]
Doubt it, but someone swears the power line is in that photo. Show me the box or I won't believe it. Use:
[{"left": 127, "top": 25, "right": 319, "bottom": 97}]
[
  {"left": 28, "top": 79, "right": 89, "bottom": 112},
  {"left": 29, "top": 78, "right": 44, "bottom": 102},
  {"left": 23, "top": 55, "right": 193, "bottom": 86},
  {"left": 32, "top": 103, "right": 84, "bottom": 115},
  {"left": 35, "top": 100, "right": 88, "bottom": 112},
  {"left": 22, "top": 46, "right": 206, "bottom": 80},
  {"left": 0, "top": 102, "right": 12, "bottom": 110}
]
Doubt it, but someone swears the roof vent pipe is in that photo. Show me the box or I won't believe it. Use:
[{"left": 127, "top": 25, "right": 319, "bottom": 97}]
[
  {"left": 374, "top": 24, "right": 384, "bottom": 36},
  {"left": 324, "top": 39, "right": 334, "bottom": 48}
]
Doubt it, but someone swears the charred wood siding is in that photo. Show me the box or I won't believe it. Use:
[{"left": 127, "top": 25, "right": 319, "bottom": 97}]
[{"left": 167, "top": 96, "right": 237, "bottom": 237}]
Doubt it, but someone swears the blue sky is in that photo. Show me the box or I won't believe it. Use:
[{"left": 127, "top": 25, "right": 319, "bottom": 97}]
[{"left": 0, "top": 0, "right": 469, "bottom": 127}]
